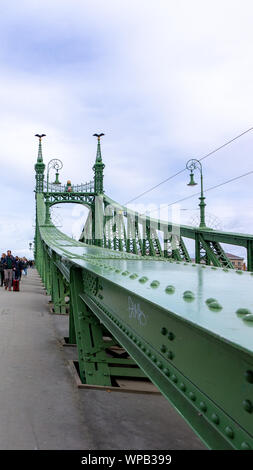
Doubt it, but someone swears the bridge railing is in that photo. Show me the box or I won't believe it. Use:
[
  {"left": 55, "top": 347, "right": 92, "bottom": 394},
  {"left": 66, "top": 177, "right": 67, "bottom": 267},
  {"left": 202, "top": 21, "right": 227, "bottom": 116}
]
[
  {"left": 79, "top": 195, "right": 253, "bottom": 271},
  {"left": 43, "top": 180, "right": 94, "bottom": 193}
]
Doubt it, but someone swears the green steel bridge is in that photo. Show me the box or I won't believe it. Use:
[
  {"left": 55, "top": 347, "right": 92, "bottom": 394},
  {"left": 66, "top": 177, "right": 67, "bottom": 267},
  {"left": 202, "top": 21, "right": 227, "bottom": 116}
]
[{"left": 34, "top": 135, "right": 253, "bottom": 450}]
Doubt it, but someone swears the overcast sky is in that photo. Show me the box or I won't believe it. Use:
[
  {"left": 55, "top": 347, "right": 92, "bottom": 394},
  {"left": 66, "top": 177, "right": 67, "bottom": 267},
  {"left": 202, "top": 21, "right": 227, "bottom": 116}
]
[{"left": 0, "top": 0, "right": 252, "bottom": 259}]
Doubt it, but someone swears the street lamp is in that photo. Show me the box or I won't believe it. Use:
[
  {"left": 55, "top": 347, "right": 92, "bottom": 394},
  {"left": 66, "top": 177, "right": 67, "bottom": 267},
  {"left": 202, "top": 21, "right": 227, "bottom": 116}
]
[
  {"left": 45, "top": 159, "right": 63, "bottom": 224},
  {"left": 47, "top": 159, "right": 63, "bottom": 192},
  {"left": 186, "top": 159, "right": 206, "bottom": 229}
]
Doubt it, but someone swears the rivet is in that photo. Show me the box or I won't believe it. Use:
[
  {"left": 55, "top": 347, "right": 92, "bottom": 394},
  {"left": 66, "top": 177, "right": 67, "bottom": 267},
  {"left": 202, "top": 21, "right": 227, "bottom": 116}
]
[
  {"left": 137, "top": 341, "right": 142, "bottom": 346},
  {"left": 165, "top": 285, "right": 175, "bottom": 294},
  {"left": 161, "top": 327, "right": 168, "bottom": 335},
  {"left": 201, "top": 265, "right": 206, "bottom": 268},
  {"left": 150, "top": 280, "right": 160, "bottom": 288},
  {"left": 207, "top": 301, "right": 222, "bottom": 311},
  {"left": 245, "top": 370, "right": 253, "bottom": 383},
  {"left": 168, "top": 332, "right": 175, "bottom": 341},
  {"left": 236, "top": 270, "right": 243, "bottom": 274},
  {"left": 241, "top": 442, "right": 251, "bottom": 450},
  {"left": 161, "top": 345, "right": 167, "bottom": 353},
  {"left": 122, "top": 271, "right": 130, "bottom": 276},
  {"left": 164, "top": 368, "right": 170, "bottom": 376},
  {"left": 236, "top": 308, "right": 252, "bottom": 315},
  {"left": 130, "top": 273, "right": 138, "bottom": 279},
  {"left": 199, "top": 401, "right": 207, "bottom": 412},
  {"left": 183, "top": 290, "right": 195, "bottom": 301},
  {"left": 243, "top": 399, "right": 253, "bottom": 413},
  {"left": 115, "top": 269, "right": 121, "bottom": 273},
  {"left": 192, "top": 264, "right": 196, "bottom": 267},
  {"left": 206, "top": 298, "right": 217, "bottom": 305},
  {"left": 171, "top": 374, "right": 177, "bottom": 383},
  {"left": 139, "top": 276, "right": 148, "bottom": 283},
  {"left": 211, "top": 266, "right": 217, "bottom": 270},
  {"left": 211, "top": 413, "right": 219, "bottom": 424},
  {"left": 157, "top": 361, "right": 163, "bottom": 368},
  {"left": 180, "top": 383, "right": 186, "bottom": 392},
  {"left": 225, "top": 427, "right": 234, "bottom": 439},
  {"left": 243, "top": 314, "right": 253, "bottom": 322},
  {"left": 141, "top": 345, "right": 146, "bottom": 352},
  {"left": 146, "top": 350, "right": 151, "bottom": 357},
  {"left": 189, "top": 391, "right": 196, "bottom": 401},
  {"left": 167, "top": 351, "right": 174, "bottom": 360},
  {"left": 151, "top": 355, "right": 157, "bottom": 362}
]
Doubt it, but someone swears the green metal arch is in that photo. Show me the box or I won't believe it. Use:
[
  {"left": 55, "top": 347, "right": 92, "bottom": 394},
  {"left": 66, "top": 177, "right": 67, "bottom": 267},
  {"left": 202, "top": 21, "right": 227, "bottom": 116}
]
[{"left": 48, "top": 200, "right": 92, "bottom": 209}]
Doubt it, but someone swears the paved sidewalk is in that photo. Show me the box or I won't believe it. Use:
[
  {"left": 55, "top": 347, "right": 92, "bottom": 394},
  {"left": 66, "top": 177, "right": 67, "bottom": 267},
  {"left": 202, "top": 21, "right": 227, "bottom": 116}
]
[{"left": 0, "top": 269, "right": 205, "bottom": 450}]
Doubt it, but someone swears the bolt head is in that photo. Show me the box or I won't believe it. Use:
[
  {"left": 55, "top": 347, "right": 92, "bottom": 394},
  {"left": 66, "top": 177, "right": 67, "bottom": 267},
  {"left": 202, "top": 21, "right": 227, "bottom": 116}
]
[
  {"left": 225, "top": 427, "right": 234, "bottom": 439},
  {"left": 245, "top": 370, "right": 253, "bottom": 383},
  {"left": 199, "top": 402, "right": 207, "bottom": 412},
  {"left": 243, "top": 399, "right": 253, "bottom": 413},
  {"left": 168, "top": 332, "right": 175, "bottom": 341},
  {"left": 211, "top": 413, "right": 219, "bottom": 424},
  {"left": 241, "top": 442, "right": 251, "bottom": 450}
]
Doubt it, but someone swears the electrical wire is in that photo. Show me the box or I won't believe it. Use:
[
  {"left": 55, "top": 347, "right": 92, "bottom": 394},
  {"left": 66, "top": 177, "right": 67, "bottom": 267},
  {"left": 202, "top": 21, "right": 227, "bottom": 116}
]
[
  {"left": 124, "top": 126, "right": 253, "bottom": 205},
  {"left": 143, "top": 169, "right": 253, "bottom": 216}
]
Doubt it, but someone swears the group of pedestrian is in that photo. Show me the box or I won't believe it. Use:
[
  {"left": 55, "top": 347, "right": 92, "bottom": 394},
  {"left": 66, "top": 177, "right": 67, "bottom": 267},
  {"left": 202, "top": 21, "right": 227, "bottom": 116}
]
[{"left": 0, "top": 251, "right": 29, "bottom": 291}]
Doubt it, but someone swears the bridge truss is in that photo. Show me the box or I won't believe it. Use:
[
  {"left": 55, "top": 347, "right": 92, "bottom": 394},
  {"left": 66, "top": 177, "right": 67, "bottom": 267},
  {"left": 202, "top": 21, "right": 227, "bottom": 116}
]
[{"left": 34, "top": 136, "right": 253, "bottom": 450}]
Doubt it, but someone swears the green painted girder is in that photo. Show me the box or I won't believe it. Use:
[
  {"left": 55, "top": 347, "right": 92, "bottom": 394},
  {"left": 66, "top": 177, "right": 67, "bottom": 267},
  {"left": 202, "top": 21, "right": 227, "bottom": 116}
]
[
  {"left": 76, "top": 259, "right": 253, "bottom": 450},
  {"left": 178, "top": 237, "right": 191, "bottom": 262},
  {"left": 36, "top": 192, "right": 253, "bottom": 449},
  {"left": 69, "top": 265, "right": 145, "bottom": 386},
  {"left": 44, "top": 192, "right": 94, "bottom": 207},
  {"left": 197, "top": 234, "right": 234, "bottom": 269},
  {"left": 104, "top": 195, "right": 253, "bottom": 269},
  {"left": 34, "top": 132, "right": 253, "bottom": 449}
]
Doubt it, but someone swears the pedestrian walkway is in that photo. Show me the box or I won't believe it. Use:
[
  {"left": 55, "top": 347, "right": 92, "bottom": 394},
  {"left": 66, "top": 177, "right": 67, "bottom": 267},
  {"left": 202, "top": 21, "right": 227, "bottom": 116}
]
[{"left": 0, "top": 269, "right": 205, "bottom": 450}]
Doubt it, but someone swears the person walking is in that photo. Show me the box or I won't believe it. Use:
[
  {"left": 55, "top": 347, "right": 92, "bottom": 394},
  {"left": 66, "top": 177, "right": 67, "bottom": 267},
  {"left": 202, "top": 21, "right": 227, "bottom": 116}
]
[
  {"left": 0, "top": 253, "right": 6, "bottom": 287},
  {"left": 15, "top": 256, "right": 22, "bottom": 281},
  {"left": 22, "top": 258, "right": 28, "bottom": 276},
  {"left": 3, "top": 250, "right": 15, "bottom": 291}
]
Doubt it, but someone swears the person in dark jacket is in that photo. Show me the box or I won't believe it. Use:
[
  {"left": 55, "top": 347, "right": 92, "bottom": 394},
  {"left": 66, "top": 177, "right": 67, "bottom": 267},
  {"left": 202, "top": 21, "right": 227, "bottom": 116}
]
[
  {"left": 0, "top": 253, "right": 6, "bottom": 287},
  {"left": 3, "top": 250, "right": 15, "bottom": 291},
  {"left": 15, "top": 256, "right": 23, "bottom": 281}
]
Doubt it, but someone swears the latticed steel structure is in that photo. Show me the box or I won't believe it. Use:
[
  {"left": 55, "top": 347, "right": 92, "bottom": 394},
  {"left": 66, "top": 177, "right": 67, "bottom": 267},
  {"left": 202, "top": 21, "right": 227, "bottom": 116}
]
[{"left": 34, "top": 135, "right": 253, "bottom": 450}]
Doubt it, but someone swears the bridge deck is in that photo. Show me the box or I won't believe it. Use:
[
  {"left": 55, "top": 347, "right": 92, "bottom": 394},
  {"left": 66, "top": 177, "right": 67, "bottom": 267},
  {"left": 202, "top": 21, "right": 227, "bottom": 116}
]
[
  {"left": 0, "top": 269, "right": 204, "bottom": 449},
  {"left": 42, "top": 228, "right": 253, "bottom": 355}
]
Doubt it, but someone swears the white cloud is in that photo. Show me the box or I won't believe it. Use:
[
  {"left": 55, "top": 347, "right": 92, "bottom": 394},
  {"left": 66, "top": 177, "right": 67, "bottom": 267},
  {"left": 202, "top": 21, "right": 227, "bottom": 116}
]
[{"left": 0, "top": 0, "right": 252, "bottom": 256}]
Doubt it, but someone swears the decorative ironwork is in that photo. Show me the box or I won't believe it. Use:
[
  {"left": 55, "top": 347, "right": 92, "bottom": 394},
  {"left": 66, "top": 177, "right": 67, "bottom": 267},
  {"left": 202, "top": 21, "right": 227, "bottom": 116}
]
[{"left": 186, "top": 159, "right": 206, "bottom": 229}]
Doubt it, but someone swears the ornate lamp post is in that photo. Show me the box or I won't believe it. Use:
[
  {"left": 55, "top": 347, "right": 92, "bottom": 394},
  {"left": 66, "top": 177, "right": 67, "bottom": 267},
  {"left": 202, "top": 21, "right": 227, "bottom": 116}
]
[
  {"left": 45, "top": 158, "right": 63, "bottom": 224},
  {"left": 186, "top": 159, "right": 206, "bottom": 229},
  {"left": 46, "top": 159, "right": 63, "bottom": 192}
]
